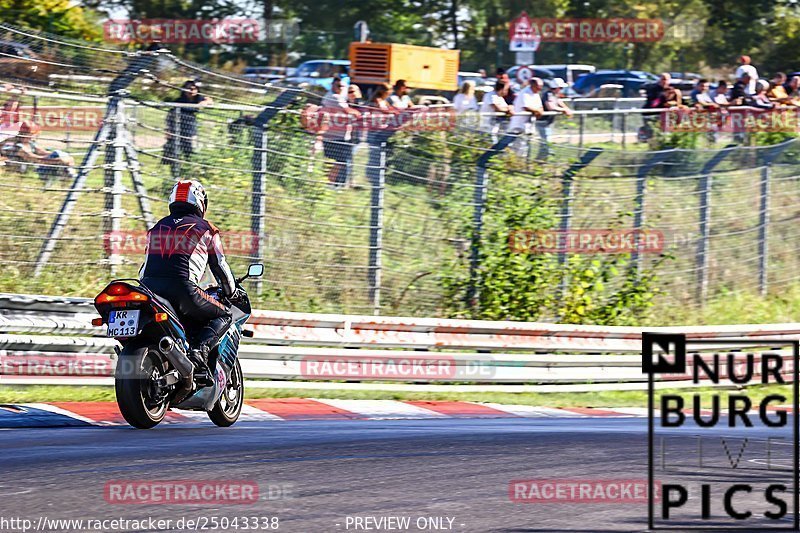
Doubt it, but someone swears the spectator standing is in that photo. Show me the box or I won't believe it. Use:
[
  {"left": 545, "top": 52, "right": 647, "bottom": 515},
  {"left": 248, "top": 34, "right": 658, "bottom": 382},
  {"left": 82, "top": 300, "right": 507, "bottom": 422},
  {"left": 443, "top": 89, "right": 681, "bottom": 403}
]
[
  {"left": 479, "top": 80, "right": 514, "bottom": 140},
  {"left": 387, "top": 80, "right": 415, "bottom": 110},
  {"left": 713, "top": 80, "right": 731, "bottom": 106},
  {"left": 162, "top": 80, "right": 213, "bottom": 171},
  {"left": 735, "top": 55, "right": 759, "bottom": 95},
  {"left": 784, "top": 76, "right": 800, "bottom": 106},
  {"left": 691, "top": 80, "right": 719, "bottom": 109},
  {"left": 644, "top": 73, "right": 681, "bottom": 109},
  {"left": 344, "top": 84, "right": 365, "bottom": 188},
  {"left": 536, "top": 78, "right": 572, "bottom": 159},
  {"left": 749, "top": 80, "right": 775, "bottom": 109},
  {"left": 768, "top": 73, "right": 790, "bottom": 103},
  {"left": 730, "top": 73, "right": 751, "bottom": 105},
  {"left": 509, "top": 78, "right": 544, "bottom": 134},
  {"left": 321, "top": 77, "right": 361, "bottom": 189},
  {"left": 453, "top": 81, "right": 478, "bottom": 113},
  {"left": 640, "top": 73, "right": 680, "bottom": 141}
]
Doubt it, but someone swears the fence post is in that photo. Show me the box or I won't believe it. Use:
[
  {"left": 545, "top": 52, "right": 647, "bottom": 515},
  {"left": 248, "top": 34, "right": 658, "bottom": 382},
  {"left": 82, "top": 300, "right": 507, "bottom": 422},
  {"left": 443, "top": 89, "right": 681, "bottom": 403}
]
[
  {"left": 756, "top": 139, "right": 793, "bottom": 296},
  {"left": 103, "top": 102, "right": 126, "bottom": 275},
  {"left": 621, "top": 112, "right": 627, "bottom": 149},
  {"left": 695, "top": 145, "right": 738, "bottom": 304},
  {"left": 558, "top": 148, "right": 603, "bottom": 298},
  {"left": 631, "top": 151, "right": 672, "bottom": 273},
  {"left": 171, "top": 106, "right": 182, "bottom": 179},
  {"left": 578, "top": 114, "right": 585, "bottom": 148},
  {"left": 251, "top": 123, "right": 268, "bottom": 294},
  {"left": 758, "top": 164, "right": 770, "bottom": 296},
  {"left": 247, "top": 90, "right": 298, "bottom": 294},
  {"left": 367, "top": 132, "right": 391, "bottom": 315},
  {"left": 466, "top": 133, "right": 517, "bottom": 309}
]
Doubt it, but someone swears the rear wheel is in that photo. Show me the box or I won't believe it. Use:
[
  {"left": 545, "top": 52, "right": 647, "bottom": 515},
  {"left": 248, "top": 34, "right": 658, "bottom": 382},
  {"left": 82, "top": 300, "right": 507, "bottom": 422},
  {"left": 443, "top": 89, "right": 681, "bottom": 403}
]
[
  {"left": 208, "top": 359, "right": 243, "bottom": 427},
  {"left": 115, "top": 345, "right": 169, "bottom": 429}
]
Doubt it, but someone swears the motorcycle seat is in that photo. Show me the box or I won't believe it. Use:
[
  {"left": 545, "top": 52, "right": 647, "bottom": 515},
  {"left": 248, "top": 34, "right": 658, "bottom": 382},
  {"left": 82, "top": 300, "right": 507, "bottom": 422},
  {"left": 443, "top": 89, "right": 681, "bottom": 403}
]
[{"left": 151, "top": 292, "right": 180, "bottom": 319}]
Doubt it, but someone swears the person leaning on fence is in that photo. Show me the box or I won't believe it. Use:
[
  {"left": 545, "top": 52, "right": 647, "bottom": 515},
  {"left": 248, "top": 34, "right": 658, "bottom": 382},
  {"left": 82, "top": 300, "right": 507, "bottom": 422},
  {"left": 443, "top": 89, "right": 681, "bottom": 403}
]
[
  {"left": 749, "top": 79, "right": 777, "bottom": 110},
  {"left": 768, "top": 73, "right": 791, "bottom": 104},
  {"left": 479, "top": 80, "right": 514, "bottom": 140},
  {"left": 162, "top": 80, "right": 214, "bottom": 165},
  {"left": 536, "top": 78, "right": 572, "bottom": 160},
  {"left": 0, "top": 120, "right": 76, "bottom": 181},
  {"left": 453, "top": 81, "right": 478, "bottom": 113},
  {"left": 730, "top": 73, "right": 751, "bottom": 106},
  {"left": 321, "top": 77, "right": 361, "bottom": 189},
  {"left": 509, "top": 77, "right": 545, "bottom": 129},
  {"left": 639, "top": 73, "right": 681, "bottom": 141},
  {"left": 779, "top": 76, "right": 800, "bottom": 107},
  {"left": 344, "top": 84, "right": 366, "bottom": 188},
  {"left": 387, "top": 80, "right": 416, "bottom": 110},
  {"left": 713, "top": 80, "right": 731, "bottom": 107}
]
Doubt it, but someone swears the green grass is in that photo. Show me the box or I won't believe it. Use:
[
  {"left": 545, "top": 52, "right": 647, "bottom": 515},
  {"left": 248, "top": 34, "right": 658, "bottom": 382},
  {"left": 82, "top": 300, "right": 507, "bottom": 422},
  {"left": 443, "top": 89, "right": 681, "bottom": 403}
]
[{"left": 0, "top": 384, "right": 792, "bottom": 408}]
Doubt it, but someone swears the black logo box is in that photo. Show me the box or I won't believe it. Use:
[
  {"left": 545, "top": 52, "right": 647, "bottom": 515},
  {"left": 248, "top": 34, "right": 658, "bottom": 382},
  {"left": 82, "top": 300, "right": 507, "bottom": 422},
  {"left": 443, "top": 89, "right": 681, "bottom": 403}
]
[{"left": 644, "top": 333, "right": 800, "bottom": 530}]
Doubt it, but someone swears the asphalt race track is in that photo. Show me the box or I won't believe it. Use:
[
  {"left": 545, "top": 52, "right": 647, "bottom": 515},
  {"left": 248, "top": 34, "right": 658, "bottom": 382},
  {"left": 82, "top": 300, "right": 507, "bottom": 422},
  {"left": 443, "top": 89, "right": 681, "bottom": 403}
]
[{"left": 0, "top": 417, "right": 794, "bottom": 532}]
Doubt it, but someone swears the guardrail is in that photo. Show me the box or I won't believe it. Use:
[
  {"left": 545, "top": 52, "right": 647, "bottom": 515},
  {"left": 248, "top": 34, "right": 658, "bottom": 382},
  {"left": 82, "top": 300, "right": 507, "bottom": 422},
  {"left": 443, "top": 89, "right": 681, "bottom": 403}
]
[{"left": 1, "top": 293, "right": 797, "bottom": 392}]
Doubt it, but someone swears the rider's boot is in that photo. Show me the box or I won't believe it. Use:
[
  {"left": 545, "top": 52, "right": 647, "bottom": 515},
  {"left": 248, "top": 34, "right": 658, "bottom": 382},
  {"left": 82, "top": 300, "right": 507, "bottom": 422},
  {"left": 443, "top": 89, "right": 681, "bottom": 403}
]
[{"left": 190, "top": 344, "right": 214, "bottom": 387}]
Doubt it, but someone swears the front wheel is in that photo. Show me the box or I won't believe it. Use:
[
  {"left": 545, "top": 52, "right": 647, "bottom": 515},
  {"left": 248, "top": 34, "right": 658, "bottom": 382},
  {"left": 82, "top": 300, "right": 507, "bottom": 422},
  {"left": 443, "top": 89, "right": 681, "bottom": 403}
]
[
  {"left": 115, "top": 344, "right": 169, "bottom": 429},
  {"left": 208, "top": 359, "right": 243, "bottom": 427}
]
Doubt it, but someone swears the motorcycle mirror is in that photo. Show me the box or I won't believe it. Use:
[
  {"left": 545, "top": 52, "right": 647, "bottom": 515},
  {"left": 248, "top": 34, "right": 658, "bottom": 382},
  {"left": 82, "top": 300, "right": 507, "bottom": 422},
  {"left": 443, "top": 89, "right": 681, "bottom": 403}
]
[{"left": 247, "top": 264, "right": 264, "bottom": 278}]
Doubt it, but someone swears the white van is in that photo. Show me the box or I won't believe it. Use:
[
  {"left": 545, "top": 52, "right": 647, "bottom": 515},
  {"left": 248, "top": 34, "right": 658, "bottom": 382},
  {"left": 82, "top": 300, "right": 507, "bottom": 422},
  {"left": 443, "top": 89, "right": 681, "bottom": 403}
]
[{"left": 535, "top": 64, "right": 596, "bottom": 86}]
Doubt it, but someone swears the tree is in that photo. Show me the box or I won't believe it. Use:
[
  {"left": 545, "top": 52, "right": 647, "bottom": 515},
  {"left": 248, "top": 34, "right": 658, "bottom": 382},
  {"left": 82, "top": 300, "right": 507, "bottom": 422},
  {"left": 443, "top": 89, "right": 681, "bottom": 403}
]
[{"left": 0, "top": 0, "right": 102, "bottom": 40}]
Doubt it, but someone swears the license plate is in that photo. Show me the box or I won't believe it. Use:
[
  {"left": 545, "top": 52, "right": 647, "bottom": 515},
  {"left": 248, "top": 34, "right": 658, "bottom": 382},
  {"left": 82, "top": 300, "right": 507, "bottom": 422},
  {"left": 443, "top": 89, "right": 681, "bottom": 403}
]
[{"left": 107, "top": 310, "right": 140, "bottom": 338}]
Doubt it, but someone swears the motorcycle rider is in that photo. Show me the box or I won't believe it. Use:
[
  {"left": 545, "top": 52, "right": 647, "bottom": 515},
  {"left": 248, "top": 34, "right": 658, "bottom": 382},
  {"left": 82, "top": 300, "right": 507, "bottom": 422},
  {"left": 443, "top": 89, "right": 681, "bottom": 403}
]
[{"left": 139, "top": 180, "right": 236, "bottom": 397}]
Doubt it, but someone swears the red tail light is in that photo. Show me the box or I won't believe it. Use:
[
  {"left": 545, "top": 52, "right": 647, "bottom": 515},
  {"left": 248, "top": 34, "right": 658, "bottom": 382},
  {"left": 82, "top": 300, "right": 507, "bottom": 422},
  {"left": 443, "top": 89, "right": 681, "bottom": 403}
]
[{"left": 95, "top": 283, "right": 149, "bottom": 305}]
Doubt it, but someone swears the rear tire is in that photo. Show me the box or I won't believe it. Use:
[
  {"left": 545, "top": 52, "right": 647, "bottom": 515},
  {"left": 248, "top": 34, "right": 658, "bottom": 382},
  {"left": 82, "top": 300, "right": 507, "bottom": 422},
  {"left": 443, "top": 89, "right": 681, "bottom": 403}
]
[
  {"left": 208, "top": 359, "right": 243, "bottom": 427},
  {"left": 115, "top": 345, "right": 168, "bottom": 429}
]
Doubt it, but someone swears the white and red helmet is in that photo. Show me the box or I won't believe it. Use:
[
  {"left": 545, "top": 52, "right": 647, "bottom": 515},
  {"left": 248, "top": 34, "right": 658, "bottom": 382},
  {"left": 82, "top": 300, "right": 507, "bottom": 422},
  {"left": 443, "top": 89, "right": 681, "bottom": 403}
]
[{"left": 169, "top": 180, "right": 207, "bottom": 216}]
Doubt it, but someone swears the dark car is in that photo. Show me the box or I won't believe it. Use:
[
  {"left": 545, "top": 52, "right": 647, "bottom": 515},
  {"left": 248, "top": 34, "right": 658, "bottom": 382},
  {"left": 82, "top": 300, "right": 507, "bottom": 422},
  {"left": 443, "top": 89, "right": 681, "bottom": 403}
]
[
  {"left": 0, "top": 40, "right": 51, "bottom": 85},
  {"left": 572, "top": 70, "right": 658, "bottom": 98}
]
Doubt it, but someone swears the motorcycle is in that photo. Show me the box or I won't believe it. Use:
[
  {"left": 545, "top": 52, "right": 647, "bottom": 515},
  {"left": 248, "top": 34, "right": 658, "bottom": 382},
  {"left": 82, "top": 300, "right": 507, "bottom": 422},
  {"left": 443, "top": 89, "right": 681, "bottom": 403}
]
[{"left": 92, "top": 264, "right": 264, "bottom": 429}]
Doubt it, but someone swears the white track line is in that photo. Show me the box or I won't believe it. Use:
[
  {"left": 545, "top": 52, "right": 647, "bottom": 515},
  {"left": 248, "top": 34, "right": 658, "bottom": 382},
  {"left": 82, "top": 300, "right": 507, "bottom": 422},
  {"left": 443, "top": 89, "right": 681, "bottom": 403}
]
[{"left": 310, "top": 399, "right": 450, "bottom": 419}]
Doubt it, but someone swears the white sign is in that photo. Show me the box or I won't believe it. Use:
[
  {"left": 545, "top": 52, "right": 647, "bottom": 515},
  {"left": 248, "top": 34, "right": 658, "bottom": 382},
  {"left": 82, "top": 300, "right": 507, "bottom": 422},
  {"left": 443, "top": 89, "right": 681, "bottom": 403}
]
[
  {"left": 509, "top": 12, "right": 541, "bottom": 52},
  {"left": 516, "top": 66, "right": 533, "bottom": 83}
]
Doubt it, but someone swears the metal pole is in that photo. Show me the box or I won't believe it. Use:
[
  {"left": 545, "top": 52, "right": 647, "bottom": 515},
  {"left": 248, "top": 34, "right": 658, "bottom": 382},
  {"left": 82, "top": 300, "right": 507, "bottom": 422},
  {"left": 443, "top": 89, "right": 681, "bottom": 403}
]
[
  {"left": 695, "top": 170, "right": 712, "bottom": 305},
  {"left": 621, "top": 112, "right": 627, "bottom": 149},
  {"left": 109, "top": 102, "right": 127, "bottom": 275},
  {"left": 466, "top": 133, "right": 517, "bottom": 309},
  {"left": 171, "top": 107, "right": 182, "bottom": 180},
  {"left": 558, "top": 148, "right": 603, "bottom": 298},
  {"left": 368, "top": 139, "right": 387, "bottom": 315},
  {"left": 632, "top": 151, "right": 672, "bottom": 273},
  {"left": 251, "top": 124, "right": 268, "bottom": 295},
  {"left": 578, "top": 114, "right": 585, "bottom": 148},
  {"left": 758, "top": 164, "right": 771, "bottom": 296},
  {"left": 694, "top": 145, "right": 738, "bottom": 304},
  {"left": 755, "top": 140, "right": 793, "bottom": 296}
]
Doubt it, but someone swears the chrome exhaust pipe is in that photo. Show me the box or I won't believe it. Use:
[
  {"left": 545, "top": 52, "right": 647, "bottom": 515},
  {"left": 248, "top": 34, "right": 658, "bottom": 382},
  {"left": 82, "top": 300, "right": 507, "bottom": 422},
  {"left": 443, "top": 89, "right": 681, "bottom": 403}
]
[{"left": 158, "top": 336, "right": 194, "bottom": 377}]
